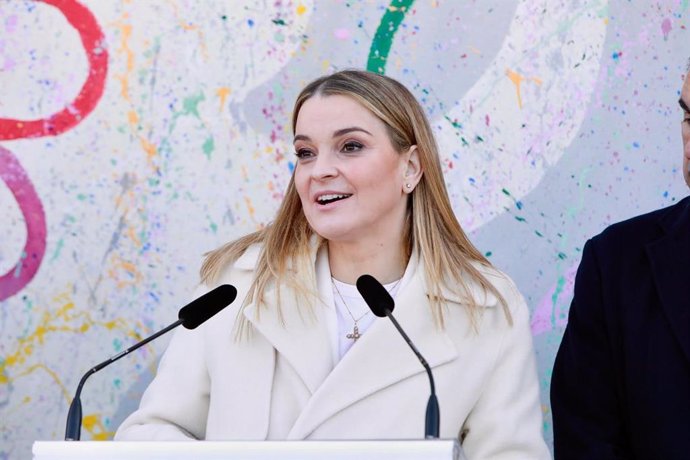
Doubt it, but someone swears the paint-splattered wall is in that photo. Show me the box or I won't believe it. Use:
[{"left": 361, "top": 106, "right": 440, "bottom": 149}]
[{"left": 0, "top": 0, "right": 687, "bottom": 457}]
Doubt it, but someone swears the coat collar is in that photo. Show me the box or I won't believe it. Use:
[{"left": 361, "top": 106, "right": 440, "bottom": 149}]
[
  {"left": 234, "top": 241, "right": 500, "bottom": 308},
  {"left": 646, "top": 197, "right": 690, "bottom": 365}
]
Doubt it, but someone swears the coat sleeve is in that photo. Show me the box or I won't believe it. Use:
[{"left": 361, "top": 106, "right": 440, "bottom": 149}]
[
  {"left": 114, "top": 313, "right": 211, "bottom": 440},
  {"left": 461, "top": 282, "right": 552, "bottom": 460},
  {"left": 550, "top": 238, "right": 628, "bottom": 459}
]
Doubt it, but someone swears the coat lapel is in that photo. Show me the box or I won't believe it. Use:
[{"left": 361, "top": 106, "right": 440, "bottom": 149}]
[
  {"left": 646, "top": 199, "right": 690, "bottom": 365},
  {"left": 286, "top": 260, "right": 470, "bottom": 439},
  {"left": 234, "top": 243, "right": 499, "bottom": 439},
  {"left": 240, "top": 244, "right": 334, "bottom": 395}
]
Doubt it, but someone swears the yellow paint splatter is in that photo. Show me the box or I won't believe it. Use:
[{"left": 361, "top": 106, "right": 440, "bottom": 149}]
[
  {"left": 506, "top": 68, "right": 542, "bottom": 109},
  {"left": 125, "top": 224, "right": 142, "bottom": 248},
  {"left": 296, "top": 4, "right": 307, "bottom": 15},
  {"left": 244, "top": 196, "right": 256, "bottom": 218},
  {"left": 0, "top": 290, "right": 152, "bottom": 405},
  {"left": 11, "top": 364, "right": 71, "bottom": 401},
  {"left": 506, "top": 69, "right": 525, "bottom": 108},
  {"left": 127, "top": 110, "right": 139, "bottom": 126},
  {"left": 178, "top": 21, "right": 196, "bottom": 31},
  {"left": 216, "top": 87, "right": 231, "bottom": 112},
  {"left": 83, "top": 414, "right": 115, "bottom": 441},
  {"left": 111, "top": 12, "right": 160, "bottom": 168},
  {"left": 139, "top": 137, "right": 157, "bottom": 162},
  {"left": 108, "top": 256, "right": 143, "bottom": 289},
  {"left": 113, "top": 75, "right": 128, "bottom": 100},
  {"left": 468, "top": 45, "right": 481, "bottom": 55},
  {"left": 169, "top": 2, "right": 209, "bottom": 59},
  {"left": 111, "top": 19, "right": 134, "bottom": 100}
]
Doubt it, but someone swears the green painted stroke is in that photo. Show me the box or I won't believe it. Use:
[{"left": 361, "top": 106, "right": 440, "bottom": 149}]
[{"left": 366, "top": 0, "right": 416, "bottom": 74}]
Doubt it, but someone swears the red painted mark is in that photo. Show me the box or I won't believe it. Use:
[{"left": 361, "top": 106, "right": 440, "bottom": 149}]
[
  {"left": 0, "top": 0, "right": 108, "bottom": 300},
  {"left": 0, "top": 0, "right": 108, "bottom": 140},
  {"left": 0, "top": 147, "right": 47, "bottom": 299}
]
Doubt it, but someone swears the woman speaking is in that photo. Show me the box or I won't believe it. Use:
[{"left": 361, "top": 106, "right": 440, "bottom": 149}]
[{"left": 115, "top": 70, "right": 550, "bottom": 459}]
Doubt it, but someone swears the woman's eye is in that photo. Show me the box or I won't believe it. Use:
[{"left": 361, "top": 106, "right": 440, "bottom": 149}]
[
  {"left": 342, "top": 141, "right": 363, "bottom": 152},
  {"left": 295, "top": 148, "right": 314, "bottom": 159}
]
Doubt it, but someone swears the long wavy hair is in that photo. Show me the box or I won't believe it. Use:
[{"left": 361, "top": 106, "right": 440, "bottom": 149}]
[{"left": 201, "top": 70, "right": 510, "bottom": 331}]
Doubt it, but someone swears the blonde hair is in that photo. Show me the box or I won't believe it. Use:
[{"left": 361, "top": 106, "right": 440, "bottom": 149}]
[{"left": 201, "top": 70, "right": 510, "bottom": 330}]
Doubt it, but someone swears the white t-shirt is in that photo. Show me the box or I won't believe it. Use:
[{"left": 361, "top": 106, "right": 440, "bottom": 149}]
[
  {"left": 331, "top": 278, "right": 405, "bottom": 358},
  {"left": 315, "top": 247, "right": 414, "bottom": 363}
]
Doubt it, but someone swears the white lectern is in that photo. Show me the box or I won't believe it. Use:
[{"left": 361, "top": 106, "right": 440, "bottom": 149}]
[{"left": 33, "top": 440, "right": 465, "bottom": 459}]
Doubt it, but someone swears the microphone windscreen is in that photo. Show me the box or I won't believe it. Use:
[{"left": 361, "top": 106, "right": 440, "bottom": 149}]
[
  {"left": 178, "top": 284, "right": 237, "bottom": 329},
  {"left": 356, "top": 274, "right": 395, "bottom": 317}
]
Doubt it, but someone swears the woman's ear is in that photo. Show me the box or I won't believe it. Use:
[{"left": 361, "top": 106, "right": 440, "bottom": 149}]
[{"left": 403, "top": 145, "right": 423, "bottom": 193}]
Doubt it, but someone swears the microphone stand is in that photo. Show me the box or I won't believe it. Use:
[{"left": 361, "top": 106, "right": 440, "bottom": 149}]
[
  {"left": 384, "top": 310, "right": 440, "bottom": 439},
  {"left": 64, "top": 319, "right": 183, "bottom": 441}
]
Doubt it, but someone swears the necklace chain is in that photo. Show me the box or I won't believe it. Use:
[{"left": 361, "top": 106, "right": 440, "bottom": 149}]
[{"left": 331, "top": 276, "right": 402, "bottom": 341}]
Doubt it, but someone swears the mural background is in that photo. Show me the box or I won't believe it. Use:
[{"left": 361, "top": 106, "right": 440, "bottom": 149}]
[{"left": 0, "top": 0, "right": 687, "bottom": 457}]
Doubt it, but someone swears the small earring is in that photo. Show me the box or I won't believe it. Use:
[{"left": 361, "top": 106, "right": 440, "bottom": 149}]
[{"left": 405, "top": 183, "right": 412, "bottom": 189}]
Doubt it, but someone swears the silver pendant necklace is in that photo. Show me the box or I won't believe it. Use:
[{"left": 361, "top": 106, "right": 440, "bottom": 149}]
[{"left": 331, "top": 277, "right": 401, "bottom": 341}]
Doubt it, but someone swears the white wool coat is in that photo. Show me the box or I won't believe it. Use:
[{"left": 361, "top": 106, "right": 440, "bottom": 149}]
[{"left": 115, "top": 244, "right": 551, "bottom": 459}]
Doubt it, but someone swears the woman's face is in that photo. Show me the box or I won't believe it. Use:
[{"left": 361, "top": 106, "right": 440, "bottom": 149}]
[{"left": 293, "top": 94, "right": 414, "bottom": 245}]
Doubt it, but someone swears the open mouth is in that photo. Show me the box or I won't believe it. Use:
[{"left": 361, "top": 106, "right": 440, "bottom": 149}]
[{"left": 316, "top": 193, "right": 352, "bottom": 205}]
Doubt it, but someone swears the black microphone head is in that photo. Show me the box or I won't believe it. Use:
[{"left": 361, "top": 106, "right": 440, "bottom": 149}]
[
  {"left": 356, "top": 274, "right": 395, "bottom": 317},
  {"left": 178, "top": 284, "right": 237, "bottom": 329}
]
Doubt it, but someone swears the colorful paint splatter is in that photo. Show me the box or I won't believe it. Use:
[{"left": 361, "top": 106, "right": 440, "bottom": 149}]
[{"left": 1, "top": 0, "right": 688, "bottom": 458}]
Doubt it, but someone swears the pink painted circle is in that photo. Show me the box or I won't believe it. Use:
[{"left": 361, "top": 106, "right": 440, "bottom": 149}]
[{"left": 0, "top": 0, "right": 108, "bottom": 299}]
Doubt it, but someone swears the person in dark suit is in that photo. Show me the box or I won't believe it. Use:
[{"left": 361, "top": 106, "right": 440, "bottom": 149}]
[{"left": 550, "top": 65, "right": 690, "bottom": 459}]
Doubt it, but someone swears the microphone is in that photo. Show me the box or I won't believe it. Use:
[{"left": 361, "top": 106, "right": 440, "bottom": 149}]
[
  {"left": 64, "top": 284, "right": 237, "bottom": 441},
  {"left": 356, "top": 274, "right": 440, "bottom": 439}
]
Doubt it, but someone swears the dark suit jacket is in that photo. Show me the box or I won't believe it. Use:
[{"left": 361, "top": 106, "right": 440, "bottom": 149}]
[{"left": 551, "top": 196, "right": 690, "bottom": 459}]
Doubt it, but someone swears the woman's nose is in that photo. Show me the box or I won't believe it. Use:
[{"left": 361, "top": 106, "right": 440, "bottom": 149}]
[{"left": 311, "top": 151, "right": 338, "bottom": 180}]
